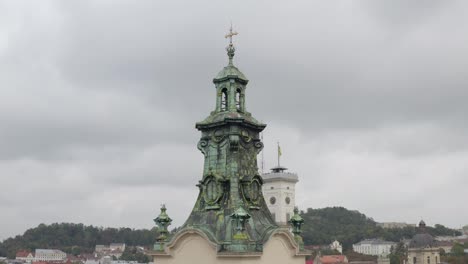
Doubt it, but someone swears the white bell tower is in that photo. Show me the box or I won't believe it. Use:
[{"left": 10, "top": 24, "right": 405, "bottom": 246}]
[{"left": 261, "top": 143, "right": 299, "bottom": 226}]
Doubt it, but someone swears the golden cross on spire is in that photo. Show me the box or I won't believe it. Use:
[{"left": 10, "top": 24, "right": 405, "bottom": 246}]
[{"left": 225, "top": 23, "right": 238, "bottom": 45}]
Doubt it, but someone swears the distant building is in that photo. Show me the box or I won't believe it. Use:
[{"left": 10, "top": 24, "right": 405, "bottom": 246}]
[
  {"left": 377, "top": 222, "right": 416, "bottom": 229},
  {"left": 330, "top": 240, "right": 343, "bottom": 254},
  {"left": 83, "top": 258, "right": 100, "bottom": 264},
  {"left": 109, "top": 244, "right": 125, "bottom": 252},
  {"left": 314, "top": 255, "right": 349, "bottom": 264},
  {"left": 5, "top": 260, "right": 24, "bottom": 264},
  {"left": 435, "top": 241, "right": 453, "bottom": 254},
  {"left": 377, "top": 257, "right": 390, "bottom": 264},
  {"left": 353, "top": 239, "right": 396, "bottom": 256},
  {"left": 462, "top": 225, "right": 468, "bottom": 235},
  {"left": 435, "top": 234, "right": 468, "bottom": 242},
  {"left": 349, "top": 261, "right": 376, "bottom": 264},
  {"left": 94, "top": 245, "right": 106, "bottom": 253},
  {"left": 407, "top": 220, "right": 440, "bottom": 264},
  {"left": 102, "top": 256, "right": 112, "bottom": 264},
  {"left": 111, "top": 261, "right": 146, "bottom": 264},
  {"left": 304, "top": 245, "right": 331, "bottom": 252},
  {"left": 34, "top": 249, "right": 66, "bottom": 262},
  {"left": 262, "top": 165, "right": 298, "bottom": 226},
  {"left": 16, "top": 251, "right": 34, "bottom": 263},
  {"left": 94, "top": 244, "right": 126, "bottom": 259}
]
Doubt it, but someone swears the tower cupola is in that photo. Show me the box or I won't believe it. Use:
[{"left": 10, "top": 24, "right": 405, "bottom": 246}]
[
  {"left": 182, "top": 25, "right": 277, "bottom": 253},
  {"left": 149, "top": 25, "right": 309, "bottom": 263}
]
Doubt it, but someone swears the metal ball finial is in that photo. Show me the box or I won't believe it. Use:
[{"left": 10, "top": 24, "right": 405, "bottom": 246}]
[{"left": 225, "top": 23, "right": 238, "bottom": 65}]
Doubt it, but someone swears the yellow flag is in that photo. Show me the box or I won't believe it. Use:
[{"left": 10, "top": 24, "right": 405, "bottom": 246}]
[{"left": 278, "top": 145, "right": 282, "bottom": 156}]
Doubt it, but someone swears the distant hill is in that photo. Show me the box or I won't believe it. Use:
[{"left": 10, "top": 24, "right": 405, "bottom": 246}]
[
  {"left": 0, "top": 208, "right": 461, "bottom": 258},
  {"left": 0, "top": 223, "right": 158, "bottom": 259},
  {"left": 301, "top": 207, "right": 461, "bottom": 250}
]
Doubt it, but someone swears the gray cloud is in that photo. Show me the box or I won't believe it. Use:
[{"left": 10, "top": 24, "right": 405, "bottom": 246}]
[{"left": 1, "top": 1, "right": 468, "bottom": 240}]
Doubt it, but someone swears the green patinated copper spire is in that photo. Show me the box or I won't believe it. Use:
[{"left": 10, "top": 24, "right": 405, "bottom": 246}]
[{"left": 175, "top": 25, "right": 278, "bottom": 253}]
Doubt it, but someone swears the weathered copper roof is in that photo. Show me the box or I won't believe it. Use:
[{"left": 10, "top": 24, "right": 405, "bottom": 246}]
[
  {"left": 196, "top": 111, "right": 265, "bottom": 130},
  {"left": 213, "top": 65, "right": 248, "bottom": 84}
]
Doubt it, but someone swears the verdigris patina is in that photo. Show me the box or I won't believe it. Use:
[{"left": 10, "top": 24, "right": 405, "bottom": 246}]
[
  {"left": 151, "top": 27, "right": 306, "bottom": 258},
  {"left": 176, "top": 28, "right": 277, "bottom": 253}
]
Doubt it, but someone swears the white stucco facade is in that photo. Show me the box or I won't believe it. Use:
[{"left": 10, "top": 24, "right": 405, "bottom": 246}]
[
  {"left": 262, "top": 167, "right": 298, "bottom": 226},
  {"left": 34, "top": 249, "right": 67, "bottom": 261},
  {"left": 353, "top": 239, "right": 396, "bottom": 256},
  {"left": 151, "top": 229, "right": 307, "bottom": 264}
]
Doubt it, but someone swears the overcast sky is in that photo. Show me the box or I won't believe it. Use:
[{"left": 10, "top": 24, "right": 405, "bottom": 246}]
[{"left": 1, "top": 1, "right": 468, "bottom": 241}]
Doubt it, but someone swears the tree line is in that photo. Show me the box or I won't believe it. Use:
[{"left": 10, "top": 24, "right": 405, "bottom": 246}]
[
  {"left": 0, "top": 223, "right": 158, "bottom": 259},
  {"left": 301, "top": 207, "right": 461, "bottom": 251},
  {"left": 0, "top": 207, "right": 462, "bottom": 258}
]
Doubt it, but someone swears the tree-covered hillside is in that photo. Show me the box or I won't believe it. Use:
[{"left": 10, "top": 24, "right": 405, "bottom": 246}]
[
  {"left": 0, "top": 223, "right": 158, "bottom": 259},
  {"left": 301, "top": 207, "right": 461, "bottom": 250},
  {"left": 0, "top": 208, "right": 461, "bottom": 258}
]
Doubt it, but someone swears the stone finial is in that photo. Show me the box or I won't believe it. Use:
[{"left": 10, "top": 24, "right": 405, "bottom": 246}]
[
  {"left": 289, "top": 206, "right": 305, "bottom": 250},
  {"left": 154, "top": 204, "right": 172, "bottom": 243},
  {"left": 289, "top": 207, "right": 304, "bottom": 235}
]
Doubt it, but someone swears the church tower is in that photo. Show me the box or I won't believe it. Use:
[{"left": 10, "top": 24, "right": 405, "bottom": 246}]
[
  {"left": 150, "top": 26, "right": 308, "bottom": 263},
  {"left": 181, "top": 26, "right": 277, "bottom": 253}
]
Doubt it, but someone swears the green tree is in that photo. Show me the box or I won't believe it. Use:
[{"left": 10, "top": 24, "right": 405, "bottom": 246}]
[
  {"left": 389, "top": 242, "right": 407, "bottom": 264},
  {"left": 120, "top": 247, "right": 150, "bottom": 263},
  {"left": 299, "top": 207, "right": 461, "bottom": 250},
  {"left": 0, "top": 223, "right": 159, "bottom": 258},
  {"left": 451, "top": 243, "right": 465, "bottom": 257},
  {"left": 462, "top": 225, "right": 468, "bottom": 235}
]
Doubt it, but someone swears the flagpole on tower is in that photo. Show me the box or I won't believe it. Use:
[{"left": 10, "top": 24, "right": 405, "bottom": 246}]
[{"left": 277, "top": 141, "right": 282, "bottom": 167}]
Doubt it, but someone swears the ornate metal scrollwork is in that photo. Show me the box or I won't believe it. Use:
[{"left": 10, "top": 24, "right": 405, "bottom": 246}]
[
  {"left": 253, "top": 140, "right": 264, "bottom": 153},
  {"left": 229, "top": 134, "right": 240, "bottom": 151},
  {"left": 240, "top": 174, "right": 263, "bottom": 210},
  {"left": 200, "top": 171, "right": 227, "bottom": 210},
  {"left": 212, "top": 129, "right": 225, "bottom": 143},
  {"left": 197, "top": 139, "right": 208, "bottom": 155},
  {"left": 241, "top": 130, "right": 251, "bottom": 143}
]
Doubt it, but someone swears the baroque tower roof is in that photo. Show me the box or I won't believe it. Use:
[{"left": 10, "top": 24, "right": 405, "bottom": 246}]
[{"left": 156, "top": 26, "right": 302, "bottom": 255}]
